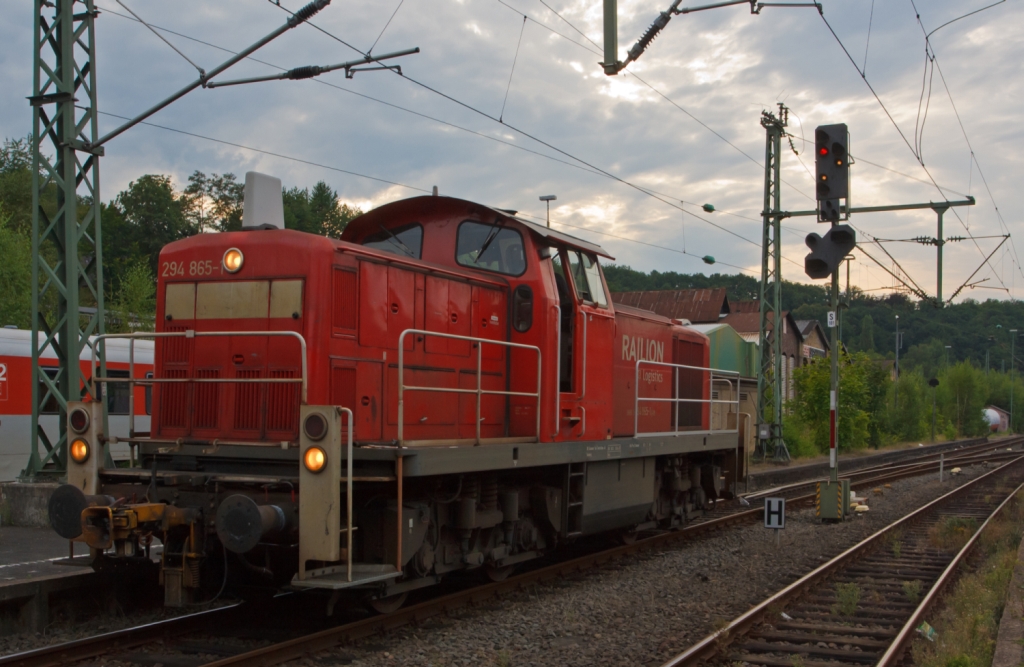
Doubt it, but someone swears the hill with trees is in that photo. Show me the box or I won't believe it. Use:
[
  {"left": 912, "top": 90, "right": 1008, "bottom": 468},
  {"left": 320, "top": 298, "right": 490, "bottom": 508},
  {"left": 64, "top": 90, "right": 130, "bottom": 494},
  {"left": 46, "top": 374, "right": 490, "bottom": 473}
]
[{"left": 0, "top": 136, "right": 361, "bottom": 332}]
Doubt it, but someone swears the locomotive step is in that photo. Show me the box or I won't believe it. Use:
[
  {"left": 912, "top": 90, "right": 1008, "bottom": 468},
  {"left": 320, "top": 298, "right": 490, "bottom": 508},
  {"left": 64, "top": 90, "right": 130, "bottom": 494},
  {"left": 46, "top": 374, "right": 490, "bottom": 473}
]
[{"left": 291, "top": 563, "right": 400, "bottom": 589}]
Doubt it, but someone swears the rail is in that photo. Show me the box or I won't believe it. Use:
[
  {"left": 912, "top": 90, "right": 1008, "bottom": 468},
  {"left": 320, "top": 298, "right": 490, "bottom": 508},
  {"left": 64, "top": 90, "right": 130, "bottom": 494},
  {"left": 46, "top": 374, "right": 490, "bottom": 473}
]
[
  {"left": 397, "top": 329, "right": 542, "bottom": 446},
  {"left": 88, "top": 330, "right": 308, "bottom": 440},
  {"left": 634, "top": 360, "right": 740, "bottom": 437}
]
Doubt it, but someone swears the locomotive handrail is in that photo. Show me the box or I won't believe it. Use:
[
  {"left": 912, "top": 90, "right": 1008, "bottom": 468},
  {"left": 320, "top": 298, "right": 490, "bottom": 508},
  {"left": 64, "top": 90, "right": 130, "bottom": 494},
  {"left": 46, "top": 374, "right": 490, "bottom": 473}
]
[
  {"left": 339, "top": 406, "right": 354, "bottom": 583},
  {"left": 87, "top": 331, "right": 308, "bottom": 441},
  {"left": 633, "top": 359, "right": 740, "bottom": 438},
  {"left": 397, "top": 329, "right": 542, "bottom": 446}
]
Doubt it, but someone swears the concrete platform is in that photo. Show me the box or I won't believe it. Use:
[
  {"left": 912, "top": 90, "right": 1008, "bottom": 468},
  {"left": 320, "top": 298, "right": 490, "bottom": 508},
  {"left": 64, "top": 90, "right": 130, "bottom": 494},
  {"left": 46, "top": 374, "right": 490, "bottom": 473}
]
[
  {"left": 0, "top": 527, "right": 104, "bottom": 635},
  {"left": 0, "top": 526, "right": 91, "bottom": 583}
]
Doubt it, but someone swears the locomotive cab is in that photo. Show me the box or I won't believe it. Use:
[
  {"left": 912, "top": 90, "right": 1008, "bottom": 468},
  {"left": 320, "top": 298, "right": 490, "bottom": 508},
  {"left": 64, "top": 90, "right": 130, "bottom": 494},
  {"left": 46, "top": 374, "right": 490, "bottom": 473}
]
[{"left": 49, "top": 175, "right": 744, "bottom": 608}]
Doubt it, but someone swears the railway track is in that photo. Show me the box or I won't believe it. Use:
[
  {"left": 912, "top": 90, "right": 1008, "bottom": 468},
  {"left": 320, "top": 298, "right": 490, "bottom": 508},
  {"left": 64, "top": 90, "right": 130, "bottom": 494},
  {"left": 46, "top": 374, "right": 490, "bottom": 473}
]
[
  {"left": 2, "top": 440, "right": 1016, "bottom": 667},
  {"left": 660, "top": 454, "right": 1024, "bottom": 667}
]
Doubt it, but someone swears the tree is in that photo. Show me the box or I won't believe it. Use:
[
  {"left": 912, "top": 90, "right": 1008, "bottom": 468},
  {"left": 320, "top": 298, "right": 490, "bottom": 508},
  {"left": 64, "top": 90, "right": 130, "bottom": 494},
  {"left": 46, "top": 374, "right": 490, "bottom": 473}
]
[
  {"left": 858, "top": 314, "right": 875, "bottom": 353},
  {"left": 791, "top": 352, "right": 881, "bottom": 453},
  {"left": 106, "top": 261, "right": 156, "bottom": 333},
  {"left": 183, "top": 171, "right": 243, "bottom": 232},
  {"left": 0, "top": 135, "right": 35, "bottom": 235},
  {"left": 282, "top": 181, "right": 361, "bottom": 237},
  {"left": 109, "top": 175, "right": 195, "bottom": 279},
  {"left": 939, "top": 361, "right": 988, "bottom": 437},
  {"left": 0, "top": 204, "right": 32, "bottom": 328}
]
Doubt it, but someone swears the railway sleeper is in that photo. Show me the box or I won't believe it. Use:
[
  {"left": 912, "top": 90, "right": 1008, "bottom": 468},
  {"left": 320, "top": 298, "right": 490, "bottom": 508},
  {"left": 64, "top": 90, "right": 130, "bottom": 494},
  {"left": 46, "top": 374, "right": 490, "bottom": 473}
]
[{"left": 734, "top": 641, "right": 877, "bottom": 662}]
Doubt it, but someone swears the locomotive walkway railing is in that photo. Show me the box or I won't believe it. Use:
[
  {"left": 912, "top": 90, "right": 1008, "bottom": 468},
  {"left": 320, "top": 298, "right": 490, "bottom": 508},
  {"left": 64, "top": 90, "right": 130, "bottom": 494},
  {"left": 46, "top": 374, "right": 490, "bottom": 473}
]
[
  {"left": 634, "top": 360, "right": 740, "bottom": 438},
  {"left": 87, "top": 330, "right": 308, "bottom": 447},
  {"left": 397, "top": 329, "right": 542, "bottom": 446}
]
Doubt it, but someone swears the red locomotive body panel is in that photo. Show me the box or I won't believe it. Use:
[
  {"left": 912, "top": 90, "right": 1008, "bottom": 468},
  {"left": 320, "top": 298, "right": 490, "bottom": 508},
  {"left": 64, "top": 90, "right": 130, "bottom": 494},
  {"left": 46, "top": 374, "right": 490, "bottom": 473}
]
[
  {"left": 151, "top": 195, "right": 712, "bottom": 447},
  {"left": 56, "top": 191, "right": 741, "bottom": 608}
]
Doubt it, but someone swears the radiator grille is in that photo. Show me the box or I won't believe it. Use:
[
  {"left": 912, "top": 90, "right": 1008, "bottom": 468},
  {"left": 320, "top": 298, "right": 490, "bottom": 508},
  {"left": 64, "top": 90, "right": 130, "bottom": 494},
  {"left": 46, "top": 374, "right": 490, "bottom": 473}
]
[
  {"left": 160, "top": 369, "right": 189, "bottom": 429},
  {"left": 193, "top": 369, "right": 220, "bottom": 429},
  {"left": 266, "top": 369, "right": 298, "bottom": 433},
  {"left": 234, "top": 370, "right": 262, "bottom": 431},
  {"left": 162, "top": 325, "right": 190, "bottom": 363}
]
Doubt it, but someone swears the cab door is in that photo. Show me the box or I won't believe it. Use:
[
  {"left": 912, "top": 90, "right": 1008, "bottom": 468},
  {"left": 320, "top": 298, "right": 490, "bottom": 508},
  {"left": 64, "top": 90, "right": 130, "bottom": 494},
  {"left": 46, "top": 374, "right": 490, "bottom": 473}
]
[{"left": 554, "top": 248, "right": 614, "bottom": 440}]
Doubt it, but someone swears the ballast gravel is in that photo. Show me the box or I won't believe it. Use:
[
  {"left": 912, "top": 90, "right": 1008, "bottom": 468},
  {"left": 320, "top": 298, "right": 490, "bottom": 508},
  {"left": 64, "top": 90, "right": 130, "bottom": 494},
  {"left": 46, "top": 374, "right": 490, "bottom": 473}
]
[{"left": 301, "top": 465, "right": 989, "bottom": 667}]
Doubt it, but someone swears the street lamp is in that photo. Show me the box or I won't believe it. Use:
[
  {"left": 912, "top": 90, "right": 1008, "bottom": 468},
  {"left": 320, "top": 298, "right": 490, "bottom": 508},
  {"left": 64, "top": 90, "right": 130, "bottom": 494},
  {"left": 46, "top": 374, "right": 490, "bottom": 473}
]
[
  {"left": 945, "top": 345, "right": 952, "bottom": 367},
  {"left": 539, "top": 195, "right": 557, "bottom": 227}
]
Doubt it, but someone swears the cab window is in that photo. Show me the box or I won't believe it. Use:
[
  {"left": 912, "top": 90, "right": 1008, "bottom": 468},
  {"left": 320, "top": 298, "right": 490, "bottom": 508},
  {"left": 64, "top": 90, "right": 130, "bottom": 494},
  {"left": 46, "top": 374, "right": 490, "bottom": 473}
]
[
  {"left": 455, "top": 221, "right": 526, "bottom": 276},
  {"left": 361, "top": 223, "right": 423, "bottom": 259},
  {"left": 567, "top": 250, "right": 608, "bottom": 307}
]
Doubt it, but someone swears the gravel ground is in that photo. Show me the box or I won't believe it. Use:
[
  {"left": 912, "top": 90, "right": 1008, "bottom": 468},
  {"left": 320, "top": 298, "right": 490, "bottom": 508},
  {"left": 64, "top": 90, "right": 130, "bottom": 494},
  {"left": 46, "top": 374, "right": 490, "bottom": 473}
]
[
  {"left": 299, "top": 464, "right": 992, "bottom": 667},
  {"left": 0, "top": 462, "right": 996, "bottom": 665}
]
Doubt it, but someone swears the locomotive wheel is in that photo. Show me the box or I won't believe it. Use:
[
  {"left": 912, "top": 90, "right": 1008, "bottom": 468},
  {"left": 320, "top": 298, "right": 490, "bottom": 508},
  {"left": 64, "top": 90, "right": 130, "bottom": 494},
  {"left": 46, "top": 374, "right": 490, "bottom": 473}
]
[
  {"left": 618, "top": 529, "right": 640, "bottom": 545},
  {"left": 366, "top": 592, "right": 408, "bottom": 614},
  {"left": 484, "top": 564, "right": 516, "bottom": 581}
]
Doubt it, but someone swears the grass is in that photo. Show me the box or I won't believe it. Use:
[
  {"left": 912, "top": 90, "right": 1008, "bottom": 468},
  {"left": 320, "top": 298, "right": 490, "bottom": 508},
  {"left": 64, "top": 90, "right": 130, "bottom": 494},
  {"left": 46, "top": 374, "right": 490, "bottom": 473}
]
[
  {"left": 886, "top": 528, "right": 905, "bottom": 559},
  {"left": 903, "top": 580, "right": 923, "bottom": 605},
  {"left": 912, "top": 494, "right": 1024, "bottom": 667},
  {"left": 832, "top": 582, "right": 861, "bottom": 616},
  {"left": 929, "top": 517, "right": 980, "bottom": 552}
]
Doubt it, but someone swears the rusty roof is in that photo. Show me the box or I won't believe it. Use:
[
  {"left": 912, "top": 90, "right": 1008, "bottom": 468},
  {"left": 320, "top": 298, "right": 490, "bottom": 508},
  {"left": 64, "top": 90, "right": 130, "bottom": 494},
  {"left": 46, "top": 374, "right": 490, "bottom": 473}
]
[{"left": 610, "top": 288, "right": 729, "bottom": 323}]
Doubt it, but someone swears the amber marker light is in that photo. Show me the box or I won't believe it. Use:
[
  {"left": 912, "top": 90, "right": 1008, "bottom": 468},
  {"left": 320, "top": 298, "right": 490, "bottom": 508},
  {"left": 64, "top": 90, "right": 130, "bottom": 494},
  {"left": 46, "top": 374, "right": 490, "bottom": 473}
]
[
  {"left": 304, "top": 446, "right": 327, "bottom": 473},
  {"left": 223, "top": 248, "right": 244, "bottom": 273},
  {"left": 70, "top": 438, "right": 90, "bottom": 464}
]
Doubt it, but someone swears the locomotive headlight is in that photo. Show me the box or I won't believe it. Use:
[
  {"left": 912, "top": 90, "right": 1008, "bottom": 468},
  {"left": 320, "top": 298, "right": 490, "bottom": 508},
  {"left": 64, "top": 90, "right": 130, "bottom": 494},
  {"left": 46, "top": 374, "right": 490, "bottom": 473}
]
[
  {"left": 70, "top": 438, "right": 90, "bottom": 464},
  {"left": 69, "top": 407, "right": 90, "bottom": 434},
  {"left": 303, "top": 446, "right": 327, "bottom": 473},
  {"left": 222, "top": 248, "right": 244, "bottom": 273}
]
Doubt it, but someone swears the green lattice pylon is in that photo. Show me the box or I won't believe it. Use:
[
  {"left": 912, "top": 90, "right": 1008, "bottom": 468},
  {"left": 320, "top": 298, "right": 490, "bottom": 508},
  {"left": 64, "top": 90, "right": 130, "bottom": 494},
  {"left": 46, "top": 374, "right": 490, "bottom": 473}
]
[
  {"left": 757, "top": 105, "right": 789, "bottom": 462},
  {"left": 24, "top": 0, "right": 106, "bottom": 479}
]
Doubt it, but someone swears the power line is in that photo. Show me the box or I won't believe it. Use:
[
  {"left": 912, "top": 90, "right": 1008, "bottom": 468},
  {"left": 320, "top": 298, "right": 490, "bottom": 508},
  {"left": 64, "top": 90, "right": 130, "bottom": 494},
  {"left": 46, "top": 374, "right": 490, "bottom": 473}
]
[
  {"left": 266, "top": 1, "right": 778, "bottom": 254},
  {"left": 367, "top": 0, "right": 406, "bottom": 55},
  {"left": 500, "top": 15, "right": 528, "bottom": 122},
  {"left": 101, "top": 2, "right": 771, "bottom": 258},
  {"left": 817, "top": 9, "right": 1010, "bottom": 295},
  {"left": 87, "top": 107, "right": 431, "bottom": 194},
  {"left": 517, "top": 212, "right": 760, "bottom": 275}
]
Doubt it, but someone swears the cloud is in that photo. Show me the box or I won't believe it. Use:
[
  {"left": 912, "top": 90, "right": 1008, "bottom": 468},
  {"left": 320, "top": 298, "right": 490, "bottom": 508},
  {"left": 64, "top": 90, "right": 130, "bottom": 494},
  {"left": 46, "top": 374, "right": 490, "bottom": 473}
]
[{"left": 0, "top": 0, "right": 1020, "bottom": 299}]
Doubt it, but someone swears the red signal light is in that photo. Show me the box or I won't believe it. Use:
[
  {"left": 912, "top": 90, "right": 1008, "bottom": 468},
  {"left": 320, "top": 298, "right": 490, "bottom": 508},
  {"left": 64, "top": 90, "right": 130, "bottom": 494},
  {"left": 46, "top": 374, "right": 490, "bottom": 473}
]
[{"left": 818, "top": 146, "right": 828, "bottom": 156}]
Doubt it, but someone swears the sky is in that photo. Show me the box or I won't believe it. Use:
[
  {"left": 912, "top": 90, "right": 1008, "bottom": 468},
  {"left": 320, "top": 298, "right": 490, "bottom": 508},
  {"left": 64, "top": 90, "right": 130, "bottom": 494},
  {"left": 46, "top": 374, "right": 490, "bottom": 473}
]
[{"left": 1, "top": 0, "right": 1021, "bottom": 301}]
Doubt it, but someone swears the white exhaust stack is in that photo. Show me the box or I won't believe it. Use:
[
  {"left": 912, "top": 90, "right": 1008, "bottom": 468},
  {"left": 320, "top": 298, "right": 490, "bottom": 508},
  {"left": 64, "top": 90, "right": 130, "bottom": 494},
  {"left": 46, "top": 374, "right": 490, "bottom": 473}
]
[{"left": 242, "top": 171, "right": 285, "bottom": 230}]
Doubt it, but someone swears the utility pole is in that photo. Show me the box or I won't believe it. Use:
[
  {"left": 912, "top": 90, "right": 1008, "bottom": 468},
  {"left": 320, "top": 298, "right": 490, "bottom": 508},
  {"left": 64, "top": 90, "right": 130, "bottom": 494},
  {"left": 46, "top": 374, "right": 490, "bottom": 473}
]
[
  {"left": 1012, "top": 329, "right": 1018, "bottom": 434},
  {"left": 894, "top": 315, "right": 900, "bottom": 411},
  {"left": 756, "top": 104, "right": 789, "bottom": 462}
]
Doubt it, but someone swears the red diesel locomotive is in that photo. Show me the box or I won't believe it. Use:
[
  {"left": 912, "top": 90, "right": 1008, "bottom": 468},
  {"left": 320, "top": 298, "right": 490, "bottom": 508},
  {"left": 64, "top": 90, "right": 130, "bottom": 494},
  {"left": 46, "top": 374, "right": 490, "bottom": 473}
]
[{"left": 49, "top": 173, "right": 743, "bottom": 609}]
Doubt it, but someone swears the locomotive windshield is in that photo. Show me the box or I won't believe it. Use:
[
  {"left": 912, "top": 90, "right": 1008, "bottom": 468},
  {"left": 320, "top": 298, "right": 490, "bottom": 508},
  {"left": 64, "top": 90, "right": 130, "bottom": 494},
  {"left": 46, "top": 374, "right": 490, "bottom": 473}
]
[
  {"left": 361, "top": 223, "right": 423, "bottom": 258},
  {"left": 567, "top": 250, "right": 608, "bottom": 308},
  {"left": 455, "top": 220, "right": 526, "bottom": 276}
]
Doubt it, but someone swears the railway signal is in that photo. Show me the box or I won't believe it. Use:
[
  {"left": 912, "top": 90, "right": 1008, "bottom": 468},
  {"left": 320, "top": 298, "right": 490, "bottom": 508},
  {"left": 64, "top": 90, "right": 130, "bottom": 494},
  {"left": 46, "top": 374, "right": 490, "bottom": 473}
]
[
  {"left": 804, "top": 224, "right": 857, "bottom": 280},
  {"left": 815, "top": 124, "right": 849, "bottom": 223}
]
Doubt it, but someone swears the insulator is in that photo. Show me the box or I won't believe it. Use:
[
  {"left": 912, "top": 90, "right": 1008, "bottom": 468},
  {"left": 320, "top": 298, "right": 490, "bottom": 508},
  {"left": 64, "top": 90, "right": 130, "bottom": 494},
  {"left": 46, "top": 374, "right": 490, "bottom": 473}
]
[
  {"left": 288, "top": 66, "right": 323, "bottom": 80},
  {"left": 288, "top": 0, "right": 330, "bottom": 27},
  {"left": 627, "top": 11, "right": 672, "bottom": 63}
]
